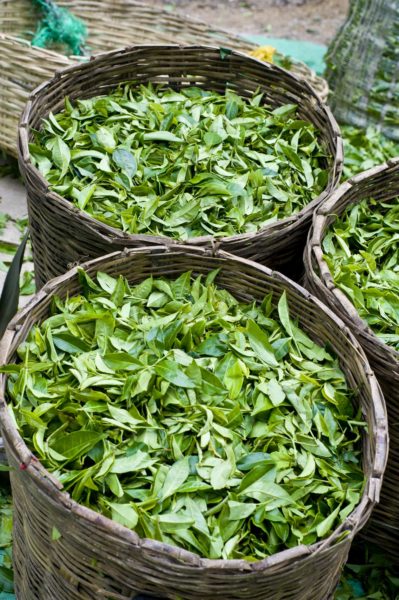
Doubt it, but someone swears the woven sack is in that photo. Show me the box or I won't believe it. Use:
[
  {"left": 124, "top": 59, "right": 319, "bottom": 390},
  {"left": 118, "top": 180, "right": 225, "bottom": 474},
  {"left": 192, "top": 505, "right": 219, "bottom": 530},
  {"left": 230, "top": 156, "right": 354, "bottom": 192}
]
[
  {"left": 18, "top": 44, "right": 342, "bottom": 287},
  {"left": 304, "top": 157, "right": 399, "bottom": 559},
  {"left": 325, "top": 0, "right": 399, "bottom": 140},
  {"left": 0, "top": 0, "right": 328, "bottom": 158},
  {"left": 0, "top": 245, "right": 388, "bottom": 600}
]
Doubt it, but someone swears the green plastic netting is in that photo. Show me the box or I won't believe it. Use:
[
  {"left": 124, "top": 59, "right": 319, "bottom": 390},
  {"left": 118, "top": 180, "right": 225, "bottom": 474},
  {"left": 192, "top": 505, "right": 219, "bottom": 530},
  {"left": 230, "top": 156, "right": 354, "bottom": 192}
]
[
  {"left": 325, "top": 0, "right": 399, "bottom": 141},
  {"left": 31, "top": 0, "right": 87, "bottom": 55}
]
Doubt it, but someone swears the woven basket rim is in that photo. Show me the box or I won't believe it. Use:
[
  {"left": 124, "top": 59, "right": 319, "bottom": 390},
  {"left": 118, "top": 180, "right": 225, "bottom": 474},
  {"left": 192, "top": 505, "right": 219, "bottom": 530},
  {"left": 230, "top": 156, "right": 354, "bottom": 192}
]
[
  {"left": 0, "top": 0, "right": 328, "bottom": 95},
  {"left": 0, "top": 36, "right": 329, "bottom": 101},
  {"left": 0, "top": 245, "right": 387, "bottom": 572},
  {"left": 18, "top": 44, "right": 342, "bottom": 247},
  {"left": 0, "top": 30, "right": 89, "bottom": 61},
  {"left": 307, "top": 157, "right": 399, "bottom": 365}
]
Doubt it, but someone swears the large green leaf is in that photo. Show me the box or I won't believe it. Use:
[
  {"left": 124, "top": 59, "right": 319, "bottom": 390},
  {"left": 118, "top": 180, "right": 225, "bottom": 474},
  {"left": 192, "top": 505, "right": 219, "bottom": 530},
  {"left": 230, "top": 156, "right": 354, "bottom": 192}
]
[
  {"left": 0, "top": 231, "right": 29, "bottom": 340},
  {"left": 50, "top": 431, "right": 103, "bottom": 461},
  {"left": 154, "top": 359, "right": 196, "bottom": 389},
  {"left": 247, "top": 319, "right": 278, "bottom": 367}
]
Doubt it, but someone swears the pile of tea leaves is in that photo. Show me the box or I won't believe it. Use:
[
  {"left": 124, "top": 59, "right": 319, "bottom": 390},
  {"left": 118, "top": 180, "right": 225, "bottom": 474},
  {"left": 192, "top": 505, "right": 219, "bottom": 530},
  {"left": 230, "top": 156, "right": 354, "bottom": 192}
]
[
  {"left": 341, "top": 125, "right": 399, "bottom": 180},
  {"left": 0, "top": 476, "right": 396, "bottom": 599},
  {"left": 3, "top": 269, "right": 365, "bottom": 560},
  {"left": 323, "top": 198, "right": 399, "bottom": 351},
  {"left": 30, "top": 84, "right": 329, "bottom": 238}
]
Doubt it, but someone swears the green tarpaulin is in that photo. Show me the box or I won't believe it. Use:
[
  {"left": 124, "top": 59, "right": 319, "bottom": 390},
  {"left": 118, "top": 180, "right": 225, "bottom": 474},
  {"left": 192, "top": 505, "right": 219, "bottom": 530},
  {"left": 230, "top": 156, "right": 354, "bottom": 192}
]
[{"left": 244, "top": 34, "right": 326, "bottom": 75}]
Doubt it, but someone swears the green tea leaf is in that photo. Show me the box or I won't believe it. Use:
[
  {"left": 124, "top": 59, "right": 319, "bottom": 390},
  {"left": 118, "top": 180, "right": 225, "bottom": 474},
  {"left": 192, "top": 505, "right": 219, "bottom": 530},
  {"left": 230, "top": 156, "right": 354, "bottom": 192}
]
[
  {"left": 95, "top": 126, "right": 116, "bottom": 152},
  {"left": 52, "top": 333, "right": 91, "bottom": 354},
  {"left": 154, "top": 359, "right": 196, "bottom": 388},
  {"left": 108, "top": 502, "right": 138, "bottom": 529},
  {"left": 159, "top": 457, "right": 190, "bottom": 500},
  {"left": 223, "top": 359, "right": 245, "bottom": 399},
  {"left": 77, "top": 184, "right": 96, "bottom": 211},
  {"left": 210, "top": 458, "right": 234, "bottom": 490},
  {"left": 112, "top": 148, "right": 137, "bottom": 177},
  {"left": 50, "top": 431, "right": 103, "bottom": 461},
  {"left": 228, "top": 500, "right": 257, "bottom": 521},
  {"left": 247, "top": 319, "right": 278, "bottom": 367},
  {"left": 316, "top": 504, "right": 341, "bottom": 537},
  {"left": 51, "top": 136, "right": 70, "bottom": 178},
  {"left": 143, "top": 131, "right": 183, "bottom": 143},
  {"left": 51, "top": 526, "right": 62, "bottom": 541},
  {"left": 267, "top": 378, "right": 285, "bottom": 406},
  {"left": 278, "top": 292, "right": 294, "bottom": 339},
  {"left": 111, "top": 451, "right": 155, "bottom": 474}
]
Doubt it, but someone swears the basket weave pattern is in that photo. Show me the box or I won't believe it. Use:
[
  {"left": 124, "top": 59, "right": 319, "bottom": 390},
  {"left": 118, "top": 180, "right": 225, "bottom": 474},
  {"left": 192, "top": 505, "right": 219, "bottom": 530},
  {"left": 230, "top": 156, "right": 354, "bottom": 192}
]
[
  {"left": 0, "top": 246, "right": 388, "bottom": 599},
  {"left": 304, "top": 157, "right": 399, "bottom": 558},
  {"left": 18, "top": 45, "right": 342, "bottom": 287},
  {"left": 0, "top": 0, "right": 328, "bottom": 157}
]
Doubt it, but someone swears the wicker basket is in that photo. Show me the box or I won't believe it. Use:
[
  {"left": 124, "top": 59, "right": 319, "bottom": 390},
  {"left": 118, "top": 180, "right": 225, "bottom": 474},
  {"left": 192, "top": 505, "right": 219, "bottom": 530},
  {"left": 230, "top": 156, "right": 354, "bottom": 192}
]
[
  {"left": 0, "top": 0, "right": 328, "bottom": 158},
  {"left": 0, "top": 245, "right": 388, "bottom": 600},
  {"left": 304, "top": 157, "right": 399, "bottom": 559},
  {"left": 18, "top": 44, "right": 342, "bottom": 287}
]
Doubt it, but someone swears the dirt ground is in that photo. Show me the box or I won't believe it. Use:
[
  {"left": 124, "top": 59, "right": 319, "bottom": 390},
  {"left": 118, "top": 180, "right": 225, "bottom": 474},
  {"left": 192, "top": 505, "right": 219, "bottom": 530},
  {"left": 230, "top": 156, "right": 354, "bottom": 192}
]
[{"left": 147, "top": 0, "right": 349, "bottom": 45}]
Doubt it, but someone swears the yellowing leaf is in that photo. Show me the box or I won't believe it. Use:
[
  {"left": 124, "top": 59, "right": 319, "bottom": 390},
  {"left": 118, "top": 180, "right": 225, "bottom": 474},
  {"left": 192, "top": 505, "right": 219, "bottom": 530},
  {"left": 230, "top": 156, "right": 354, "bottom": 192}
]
[{"left": 249, "top": 45, "right": 276, "bottom": 63}]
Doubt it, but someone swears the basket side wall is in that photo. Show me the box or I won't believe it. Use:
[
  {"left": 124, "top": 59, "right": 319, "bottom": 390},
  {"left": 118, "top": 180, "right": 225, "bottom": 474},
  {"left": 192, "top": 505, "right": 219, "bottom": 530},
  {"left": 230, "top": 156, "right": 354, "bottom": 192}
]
[
  {"left": 0, "top": 246, "right": 386, "bottom": 598},
  {"left": 304, "top": 158, "right": 399, "bottom": 559}
]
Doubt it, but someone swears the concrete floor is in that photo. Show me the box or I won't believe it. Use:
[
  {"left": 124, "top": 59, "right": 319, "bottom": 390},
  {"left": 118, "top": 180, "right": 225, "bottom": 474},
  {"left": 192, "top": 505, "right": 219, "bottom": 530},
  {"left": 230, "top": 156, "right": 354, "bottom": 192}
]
[{"left": 0, "top": 175, "right": 34, "bottom": 308}]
